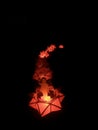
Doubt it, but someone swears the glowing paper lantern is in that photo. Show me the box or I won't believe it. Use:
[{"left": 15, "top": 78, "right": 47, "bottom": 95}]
[
  {"left": 29, "top": 44, "right": 65, "bottom": 117},
  {"left": 29, "top": 93, "right": 64, "bottom": 117}
]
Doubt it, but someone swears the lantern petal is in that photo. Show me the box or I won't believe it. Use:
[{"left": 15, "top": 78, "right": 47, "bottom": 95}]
[
  {"left": 59, "top": 96, "right": 65, "bottom": 102},
  {"left": 51, "top": 105, "right": 61, "bottom": 112},
  {"left": 41, "top": 105, "right": 50, "bottom": 117},
  {"left": 29, "top": 103, "right": 39, "bottom": 111},
  {"left": 52, "top": 98, "right": 61, "bottom": 108},
  {"left": 29, "top": 98, "right": 37, "bottom": 104},
  {"left": 38, "top": 103, "right": 49, "bottom": 114}
]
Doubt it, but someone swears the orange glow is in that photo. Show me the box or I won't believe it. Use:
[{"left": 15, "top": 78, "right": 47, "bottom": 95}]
[
  {"left": 39, "top": 51, "right": 49, "bottom": 58},
  {"left": 46, "top": 44, "right": 56, "bottom": 52},
  {"left": 29, "top": 43, "right": 65, "bottom": 117},
  {"left": 59, "top": 44, "right": 64, "bottom": 48},
  {"left": 41, "top": 95, "right": 51, "bottom": 102},
  {"left": 33, "top": 59, "right": 52, "bottom": 81},
  {"left": 39, "top": 44, "right": 56, "bottom": 58}
]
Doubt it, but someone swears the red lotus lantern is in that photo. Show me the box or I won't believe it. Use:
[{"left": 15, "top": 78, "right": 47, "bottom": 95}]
[{"left": 29, "top": 44, "right": 65, "bottom": 117}]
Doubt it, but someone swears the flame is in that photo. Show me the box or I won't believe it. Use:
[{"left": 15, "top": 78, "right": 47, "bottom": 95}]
[
  {"left": 39, "top": 79, "right": 50, "bottom": 99},
  {"left": 41, "top": 95, "right": 51, "bottom": 102}
]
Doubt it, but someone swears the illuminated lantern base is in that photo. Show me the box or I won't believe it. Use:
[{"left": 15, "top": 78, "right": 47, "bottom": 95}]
[{"left": 29, "top": 95, "right": 64, "bottom": 117}]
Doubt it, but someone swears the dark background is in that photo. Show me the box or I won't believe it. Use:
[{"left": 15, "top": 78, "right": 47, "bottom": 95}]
[{"left": 6, "top": 11, "right": 85, "bottom": 129}]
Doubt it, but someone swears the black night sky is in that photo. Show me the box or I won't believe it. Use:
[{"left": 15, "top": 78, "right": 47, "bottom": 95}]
[{"left": 6, "top": 11, "right": 85, "bottom": 129}]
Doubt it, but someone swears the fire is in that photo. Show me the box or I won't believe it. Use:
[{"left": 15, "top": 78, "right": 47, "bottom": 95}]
[
  {"left": 39, "top": 78, "right": 51, "bottom": 101},
  {"left": 41, "top": 95, "right": 51, "bottom": 102},
  {"left": 29, "top": 44, "right": 64, "bottom": 117}
]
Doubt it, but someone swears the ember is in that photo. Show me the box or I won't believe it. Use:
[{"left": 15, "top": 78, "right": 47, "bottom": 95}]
[{"left": 59, "top": 44, "right": 64, "bottom": 49}]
